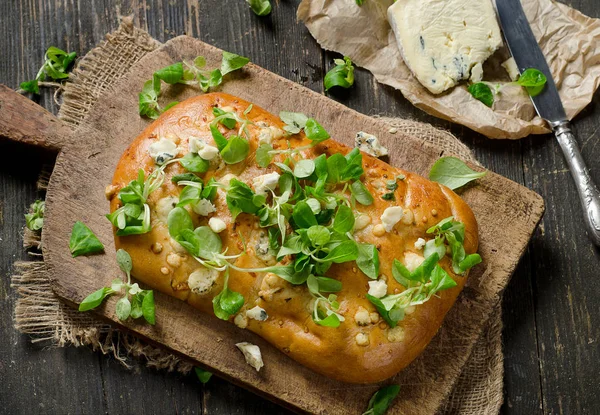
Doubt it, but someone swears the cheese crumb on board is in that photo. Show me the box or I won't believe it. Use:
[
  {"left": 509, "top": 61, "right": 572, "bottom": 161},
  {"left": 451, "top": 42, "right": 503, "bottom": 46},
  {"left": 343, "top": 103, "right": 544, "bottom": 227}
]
[
  {"left": 387, "top": 0, "right": 502, "bottom": 94},
  {"left": 236, "top": 342, "right": 264, "bottom": 371}
]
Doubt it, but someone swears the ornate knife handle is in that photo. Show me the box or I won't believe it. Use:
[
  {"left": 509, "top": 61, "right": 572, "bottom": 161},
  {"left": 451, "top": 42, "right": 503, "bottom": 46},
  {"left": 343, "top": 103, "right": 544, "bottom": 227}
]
[{"left": 552, "top": 121, "right": 600, "bottom": 246}]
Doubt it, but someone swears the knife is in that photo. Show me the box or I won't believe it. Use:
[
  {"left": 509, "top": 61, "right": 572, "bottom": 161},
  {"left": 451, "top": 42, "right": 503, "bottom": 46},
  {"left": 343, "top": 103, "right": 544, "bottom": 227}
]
[{"left": 496, "top": 0, "right": 600, "bottom": 246}]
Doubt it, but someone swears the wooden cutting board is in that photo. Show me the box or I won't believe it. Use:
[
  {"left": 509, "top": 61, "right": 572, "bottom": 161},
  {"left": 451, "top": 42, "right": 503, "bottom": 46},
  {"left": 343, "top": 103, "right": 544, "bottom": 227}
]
[{"left": 0, "top": 36, "right": 544, "bottom": 415}]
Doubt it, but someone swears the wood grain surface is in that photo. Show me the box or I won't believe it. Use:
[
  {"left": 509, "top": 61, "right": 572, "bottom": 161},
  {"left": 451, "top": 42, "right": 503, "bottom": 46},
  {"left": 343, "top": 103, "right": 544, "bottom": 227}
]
[
  {"left": 0, "top": 35, "right": 541, "bottom": 414},
  {"left": 0, "top": 1, "right": 598, "bottom": 414}
]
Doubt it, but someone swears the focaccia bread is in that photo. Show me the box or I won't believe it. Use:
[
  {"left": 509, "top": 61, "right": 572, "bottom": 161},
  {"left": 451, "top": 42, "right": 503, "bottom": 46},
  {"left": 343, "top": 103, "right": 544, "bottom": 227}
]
[{"left": 107, "top": 92, "right": 479, "bottom": 384}]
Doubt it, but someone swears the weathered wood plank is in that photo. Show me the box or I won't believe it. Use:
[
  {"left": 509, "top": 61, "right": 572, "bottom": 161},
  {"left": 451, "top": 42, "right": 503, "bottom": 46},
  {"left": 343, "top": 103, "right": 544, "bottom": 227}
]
[
  {"left": 1, "top": 0, "right": 600, "bottom": 414},
  {"left": 0, "top": 141, "right": 107, "bottom": 415},
  {"left": 458, "top": 136, "right": 544, "bottom": 415},
  {"left": 518, "top": 2, "right": 600, "bottom": 413}
]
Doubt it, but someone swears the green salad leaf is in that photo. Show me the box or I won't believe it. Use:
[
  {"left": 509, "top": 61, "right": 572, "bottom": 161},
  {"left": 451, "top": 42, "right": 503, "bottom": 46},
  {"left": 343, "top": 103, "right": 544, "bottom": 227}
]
[
  {"left": 428, "top": 156, "right": 486, "bottom": 190},
  {"left": 468, "top": 82, "right": 494, "bottom": 107},
  {"left": 362, "top": 385, "right": 400, "bottom": 415},
  {"left": 194, "top": 367, "right": 213, "bottom": 384},
  {"left": 517, "top": 68, "right": 547, "bottom": 97},
  {"left": 20, "top": 46, "right": 76, "bottom": 95},
  {"left": 78, "top": 248, "right": 156, "bottom": 325},
  {"left": 246, "top": 0, "right": 272, "bottom": 16},
  {"left": 69, "top": 221, "right": 105, "bottom": 257},
  {"left": 25, "top": 200, "right": 45, "bottom": 231}
]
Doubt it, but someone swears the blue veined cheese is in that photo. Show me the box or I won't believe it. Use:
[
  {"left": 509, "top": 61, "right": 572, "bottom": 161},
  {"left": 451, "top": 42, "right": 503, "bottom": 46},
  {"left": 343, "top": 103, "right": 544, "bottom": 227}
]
[
  {"left": 155, "top": 196, "right": 179, "bottom": 223},
  {"left": 252, "top": 172, "right": 280, "bottom": 196},
  {"left": 188, "top": 267, "right": 219, "bottom": 294},
  {"left": 256, "top": 121, "right": 285, "bottom": 146},
  {"left": 235, "top": 342, "right": 264, "bottom": 371},
  {"left": 502, "top": 57, "right": 520, "bottom": 81},
  {"left": 192, "top": 199, "right": 217, "bottom": 216},
  {"left": 355, "top": 132, "right": 388, "bottom": 158},
  {"left": 188, "top": 137, "right": 219, "bottom": 161},
  {"left": 387, "top": 0, "right": 502, "bottom": 94},
  {"left": 149, "top": 138, "right": 178, "bottom": 165},
  {"left": 246, "top": 305, "right": 268, "bottom": 321}
]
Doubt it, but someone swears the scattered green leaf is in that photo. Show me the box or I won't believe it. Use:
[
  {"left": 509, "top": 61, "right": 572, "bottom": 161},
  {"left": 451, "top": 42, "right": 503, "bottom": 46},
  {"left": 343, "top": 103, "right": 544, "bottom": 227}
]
[
  {"left": 25, "top": 200, "right": 45, "bottom": 231},
  {"left": 194, "top": 367, "right": 213, "bottom": 384},
  {"left": 362, "top": 385, "right": 400, "bottom": 415},
  {"left": 428, "top": 156, "right": 486, "bottom": 190},
  {"left": 246, "top": 0, "right": 272, "bottom": 16},
  {"left": 69, "top": 221, "right": 105, "bottom": 257},
  {"left": 517, "top": 68, "right": 547, "bottom": 97},
  {"left": 324, "top": 56, "right": 355, "bottom": 91},
  {"left": 468, "top": 82, "right": 494, "bottom": 107}
]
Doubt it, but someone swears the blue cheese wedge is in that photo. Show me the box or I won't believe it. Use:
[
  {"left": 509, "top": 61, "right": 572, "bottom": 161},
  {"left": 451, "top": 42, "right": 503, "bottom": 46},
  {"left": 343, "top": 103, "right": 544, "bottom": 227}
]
[{"left": 387, "top": 0, "right": 502, "bottom": 94}]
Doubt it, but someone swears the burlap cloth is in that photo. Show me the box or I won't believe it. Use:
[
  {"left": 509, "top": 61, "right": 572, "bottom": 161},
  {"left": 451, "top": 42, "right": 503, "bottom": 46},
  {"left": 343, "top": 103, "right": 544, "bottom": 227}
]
[{"left": 11, "top": 18, "right": 503, "bottom": 414}]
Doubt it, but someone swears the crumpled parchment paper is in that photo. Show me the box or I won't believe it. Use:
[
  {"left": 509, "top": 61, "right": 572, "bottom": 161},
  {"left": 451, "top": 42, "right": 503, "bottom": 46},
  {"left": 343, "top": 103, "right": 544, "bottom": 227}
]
[{"left": 298, "top": 0, "right": 600, "bottom": 139}]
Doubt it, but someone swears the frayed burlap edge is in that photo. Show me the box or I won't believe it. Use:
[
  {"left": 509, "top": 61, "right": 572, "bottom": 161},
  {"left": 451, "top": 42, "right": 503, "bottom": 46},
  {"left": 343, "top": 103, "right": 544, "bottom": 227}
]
[{"left": 11, "top": 16, "right": 503, "bottom": 414}]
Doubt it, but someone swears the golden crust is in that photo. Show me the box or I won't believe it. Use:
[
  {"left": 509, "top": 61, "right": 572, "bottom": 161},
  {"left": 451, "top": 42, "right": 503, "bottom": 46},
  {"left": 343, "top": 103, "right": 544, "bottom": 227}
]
[{"left": 109, "top": 93, "right": 479, "bottom": 384}]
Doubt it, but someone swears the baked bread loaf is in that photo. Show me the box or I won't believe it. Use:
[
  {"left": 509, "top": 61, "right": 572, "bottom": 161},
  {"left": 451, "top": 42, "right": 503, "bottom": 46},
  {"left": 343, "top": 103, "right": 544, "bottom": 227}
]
[{"left": 107, "top": 92, "right": 479, "bottom": 384}]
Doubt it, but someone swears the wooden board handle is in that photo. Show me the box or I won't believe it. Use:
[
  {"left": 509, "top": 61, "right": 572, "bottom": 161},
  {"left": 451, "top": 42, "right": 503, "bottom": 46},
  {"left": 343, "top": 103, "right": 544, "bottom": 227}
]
[{"left": 0, "top": 84, "right": 72, "bottom": 151}]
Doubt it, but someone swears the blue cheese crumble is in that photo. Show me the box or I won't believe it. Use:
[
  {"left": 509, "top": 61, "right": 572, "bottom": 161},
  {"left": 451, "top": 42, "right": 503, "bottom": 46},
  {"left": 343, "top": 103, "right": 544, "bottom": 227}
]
[
  {"left": 149, "top": 138, "right": 178, "bottom": 165},
  {"left": 355, "top": 132, "right": 389, "bottom": 158}
]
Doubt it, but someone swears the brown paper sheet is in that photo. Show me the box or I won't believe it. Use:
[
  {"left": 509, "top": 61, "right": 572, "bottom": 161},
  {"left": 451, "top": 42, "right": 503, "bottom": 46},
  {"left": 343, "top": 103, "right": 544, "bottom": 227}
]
[{"left": 298, "top": 0, "right": 600, "bottom": 139}]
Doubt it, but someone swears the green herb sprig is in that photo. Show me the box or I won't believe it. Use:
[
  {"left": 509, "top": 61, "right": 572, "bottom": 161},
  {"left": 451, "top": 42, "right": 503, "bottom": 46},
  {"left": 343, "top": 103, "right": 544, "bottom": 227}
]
[
  {"left": 428, "top": 156, "right": 486, "bottom": 190},
  {"left": 424, "top": 216, "right": 482, "bottom": 274},
  {"left": 517, "top": 68, "right": 547, "bottom": 97},
  {"left": 367, "top": 253, "right": 457, "bottom": 328},
  {"left": 106, "top": 159, "right": 178, "bottom": 236},
  {"left": 19, "top": 46, "right": 76, "bottom": 95},
  {"left": 255, "top": 112, "right": 331, "bottom": 168},
  {"left": 139, "top": 52, "right": 249, "bottom": 119},
  {"left": 210, "top": 105, "right": 253, "bottom": 164},
  {"left": 78, "top": 249, "right": 156, "bottom": 325},
  {"left": 166, "top": 207, "right": 246, "bottom": 320},
  {"left": 25, "top": 200, "right": 45, "bottom": 231},
  {"left": 324, "top": 56, "right": 355, "bottom": 92}
]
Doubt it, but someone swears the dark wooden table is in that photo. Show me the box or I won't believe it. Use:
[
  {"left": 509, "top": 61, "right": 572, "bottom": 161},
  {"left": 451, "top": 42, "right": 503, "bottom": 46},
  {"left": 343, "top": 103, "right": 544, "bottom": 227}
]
[{"left": 1, "top": 1, "right": 599, "bottom": 414}]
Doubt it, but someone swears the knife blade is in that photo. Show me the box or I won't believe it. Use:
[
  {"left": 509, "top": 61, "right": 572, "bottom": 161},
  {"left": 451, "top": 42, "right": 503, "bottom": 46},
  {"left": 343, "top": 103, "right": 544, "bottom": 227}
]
[
  {"left": 496, "top": 0, "right": 600, "bottom": 246},
  {"left": 496, "top": 0, "right": 566, "bottom": 123}
]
